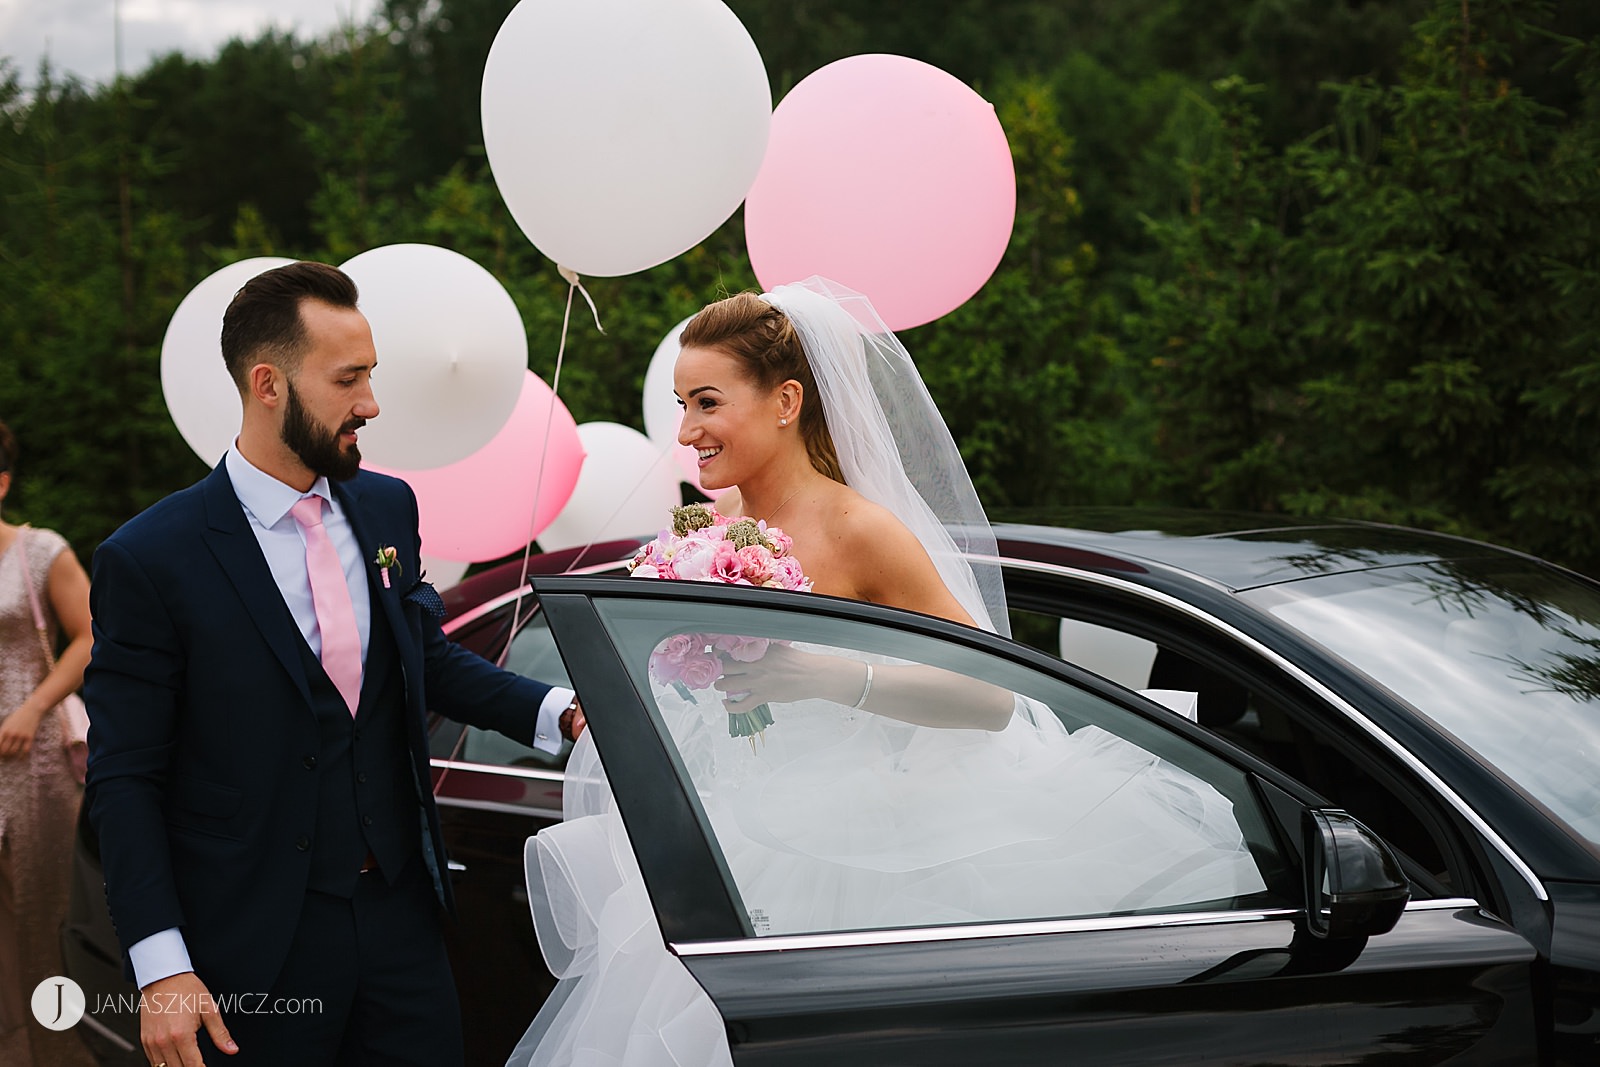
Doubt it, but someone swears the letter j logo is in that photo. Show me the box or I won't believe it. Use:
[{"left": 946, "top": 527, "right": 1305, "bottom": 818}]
[{"left": 30, "top": 977, "right": 86, "bottom": 1030}]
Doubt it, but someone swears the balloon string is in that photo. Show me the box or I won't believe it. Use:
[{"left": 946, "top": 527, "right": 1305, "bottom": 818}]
[
  {"left": 561, "top": 439, "right": 684, "bottom": 564},
  {"left": 501, "top": 270, "right": 583, "bottom": 666},
  {"left": 558, "top": 264, "right": 606, "bottom": 335}
]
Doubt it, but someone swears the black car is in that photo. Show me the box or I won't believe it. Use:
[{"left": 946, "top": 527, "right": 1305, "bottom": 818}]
[{"left": 68, "top": 512, "right": 1600, "bottom": 1064}]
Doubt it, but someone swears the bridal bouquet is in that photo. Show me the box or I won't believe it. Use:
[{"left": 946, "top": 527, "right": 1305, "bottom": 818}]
[
  {"left": 627, "top": 503, "right": 811, "bottom": 591},
  {"left": 630, "top": 504, "right": 812, "bottom": 744},
  {"left": 649, "top": 632, "right": 776, "bottom": 745}
]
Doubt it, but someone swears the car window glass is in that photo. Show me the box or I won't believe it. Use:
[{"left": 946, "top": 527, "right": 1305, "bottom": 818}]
[
  {"left": 1241, "top": 560, "right": 1600, "bottom": 849},
  {"left": 1012, "top": 604, "right": 1455, "bottom": 897},
  {"left": 456, "top": 605, "right": 573, "bottom": 770},
  {"left": 594, "top": 598, "right": 1294, "bottom": 938}
]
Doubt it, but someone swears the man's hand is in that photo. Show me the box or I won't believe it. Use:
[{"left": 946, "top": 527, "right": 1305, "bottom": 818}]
[
  {"left": 140, "top": 971, "right": 237, "bottom": 1066},
  {"left": 559, "top": 698, "right": 586, "bottom": 742}
]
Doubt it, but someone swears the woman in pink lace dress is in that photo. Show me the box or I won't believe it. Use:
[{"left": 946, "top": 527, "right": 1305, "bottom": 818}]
[{"left": 0, "top": 421, "right": 95, "bottom": 1067}]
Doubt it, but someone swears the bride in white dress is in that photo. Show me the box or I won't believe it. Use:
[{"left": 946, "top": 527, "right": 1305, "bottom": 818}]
[{"left": 508, "top": 279, "right": 1264, "bottom": 1066}]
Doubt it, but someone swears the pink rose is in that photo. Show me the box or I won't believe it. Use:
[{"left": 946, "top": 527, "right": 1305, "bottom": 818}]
[
  {"left": 649, "top": 633, "right": 702, "bottom": 684},
  {"left": 735, "top": 545, "right": 773, "bottom": 584},
  {"left": 710, "top": 541, "right": 744, "bottom": 584},
  {"left": 632, "top": 563, "right": 661, "bottom": 579},
  {"left": 768, "top": 555, "right": 808, "bottom": 590},
  {"left": 670, "top": 537, "right": 719, "bottom": 582},
  {"left": 713, "top": 633, "right": 770, "bottom": 662},
  {"left": 679, "top": 652, "right": 722, "bottom": 691}
]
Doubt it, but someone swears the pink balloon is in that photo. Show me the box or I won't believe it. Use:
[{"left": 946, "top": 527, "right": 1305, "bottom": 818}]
[
  {"left": 369, "top": 371, "right": 584, "bottom": 562},
  {"left": 745, "top": 55, "right": 1016, "bottom": 331}
]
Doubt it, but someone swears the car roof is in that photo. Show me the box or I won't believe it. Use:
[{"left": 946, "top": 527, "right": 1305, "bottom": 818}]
[{"left": 992, "top": 508, "right": 1523, "bottom": 592}]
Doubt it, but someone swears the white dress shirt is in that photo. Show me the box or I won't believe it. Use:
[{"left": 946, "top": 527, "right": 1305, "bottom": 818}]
[{"left": 129, "top": 448, "right": 572, "bottom": 989}]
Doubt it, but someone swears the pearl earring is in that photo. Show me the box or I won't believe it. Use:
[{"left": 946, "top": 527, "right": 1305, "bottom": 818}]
[{"left": 779, "top": 418, "right": 788, "bottom": 426}]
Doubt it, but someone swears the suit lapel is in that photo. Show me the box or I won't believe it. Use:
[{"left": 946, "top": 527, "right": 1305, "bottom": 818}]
[
  {"left": 334, "top": 477, "right": 413, "bottom": 669},
  {"left": 199, "top": 464, "right": 315, "bottom": 709}
]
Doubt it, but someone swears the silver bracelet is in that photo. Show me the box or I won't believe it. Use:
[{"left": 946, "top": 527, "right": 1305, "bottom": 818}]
[{"left": 852, "top": 663, "right": 874, "bottom": 709}]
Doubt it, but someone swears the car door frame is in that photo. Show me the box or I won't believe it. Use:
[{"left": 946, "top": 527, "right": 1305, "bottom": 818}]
[
  {"left": 998, "top": 559, "right": 1556, "bottom": 912},
  {"left": 532, "top": 575, "right": 1546, "bottom": 1065}
]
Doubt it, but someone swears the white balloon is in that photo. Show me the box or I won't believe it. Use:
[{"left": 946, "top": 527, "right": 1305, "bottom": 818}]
[
  {"left": 161, "top": 257, "right": 294, "bottom": 466},
  {"left": 481, "top": 0, "right": 770, "bottom": 277},
  {"left": 341, "top": 244, "right": 527, "bottom": 470},
  {"left": 641, "top": 317, "right": 692, "bottom": 446},
  {"left": 641, "top": 316, "right": 728, "bottom": 499},
  {"left": 538, "top": 422, "right": 681, "bottom": 551}
]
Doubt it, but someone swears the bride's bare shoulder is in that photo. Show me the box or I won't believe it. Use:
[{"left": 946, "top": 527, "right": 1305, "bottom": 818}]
[{"left": 829, "top": 485, "right": 925, "bottom": 554}]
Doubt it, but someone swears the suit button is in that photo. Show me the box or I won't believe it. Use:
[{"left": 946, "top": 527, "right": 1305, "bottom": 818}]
[
  {"left": 362, "top": 815, "right": 373, "bottom": 827},
  {"left": 303, "top": 755, "right": 317, "bottom": 770},
  {"left": 295, "top": 836, "right": 310, "bottom": 851},
  {"left": 356, "top": 772, "right": 367, "bottom": 784}
]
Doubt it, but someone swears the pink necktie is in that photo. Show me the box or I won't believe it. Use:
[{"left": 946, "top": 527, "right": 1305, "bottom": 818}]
[{"left": 291, "top": 496, "right": 362, "bottom": 716}]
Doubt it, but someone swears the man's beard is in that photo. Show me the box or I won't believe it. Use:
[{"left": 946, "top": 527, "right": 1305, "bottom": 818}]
[{"left": 282, "top": 379, "right": 364, "bottom": 481}]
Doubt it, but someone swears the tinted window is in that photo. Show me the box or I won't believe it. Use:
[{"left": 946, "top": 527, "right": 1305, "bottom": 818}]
[
  {"left": 594, "top": 598, "right": 1293, "bottom": 937},
  {"left": 1242, "top": 559, "right": 1600, "bottom": 848},
  {"left": 1012, "top": 601, "right": 1458, "bottom": 897},
  {"left": 450, "top": 602, "right": 573, "bottom": 770}
]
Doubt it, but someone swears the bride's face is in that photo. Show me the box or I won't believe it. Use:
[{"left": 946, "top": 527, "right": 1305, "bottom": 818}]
[{"left": 674, "top": 345, "right": 788, "bottom": 490}]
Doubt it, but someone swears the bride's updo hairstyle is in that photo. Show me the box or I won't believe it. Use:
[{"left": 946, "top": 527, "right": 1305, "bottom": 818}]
[{"left": 680, "top": 292, "right": 846, "bottom": 484}]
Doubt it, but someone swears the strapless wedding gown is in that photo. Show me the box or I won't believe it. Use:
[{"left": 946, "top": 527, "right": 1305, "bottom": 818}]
[{"left": 508, "top": 661, "right": 1265, "bottom": 1066}]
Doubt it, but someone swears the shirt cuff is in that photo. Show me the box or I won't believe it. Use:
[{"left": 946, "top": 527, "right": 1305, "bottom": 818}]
[
  {"left": 129, "top": 927, "right": 194, "bottom": 989},
  {"left": 534, "top": 686, "right": 575, "bottom": 755}
]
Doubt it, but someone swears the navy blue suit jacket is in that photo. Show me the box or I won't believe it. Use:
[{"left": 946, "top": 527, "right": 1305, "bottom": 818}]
[{"left": 83, "top": 464, "right": 551, "bottom": 994}]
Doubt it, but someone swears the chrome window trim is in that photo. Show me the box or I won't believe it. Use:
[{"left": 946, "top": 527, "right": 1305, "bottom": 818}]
[
  {"left": 673, "top": 908, "right": 1301, "bottom": 956},
  {"left": 433, "top": 794, "right": 563, "bottom": 821},
  {"left": 671, "top": 897, "right": 1485, "bottom": 958},
  {"left": 430, "top": 758, "right": 565, "bottom": 784},
  {"left": 1404, "top": 896, "right": 1483, "bottom": 911},
  {"left": 987, "top": 554, "right": 1548, "bottom": 903}
]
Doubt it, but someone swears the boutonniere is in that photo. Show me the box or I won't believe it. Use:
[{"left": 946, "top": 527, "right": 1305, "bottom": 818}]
[{"left": 372, "top": 545, "right": 401, "bottom": 588}]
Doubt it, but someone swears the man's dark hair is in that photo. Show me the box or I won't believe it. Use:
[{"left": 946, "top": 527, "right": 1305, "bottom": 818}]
[{"left": 219, "top": 261, "right": 360, "bottom": 390}]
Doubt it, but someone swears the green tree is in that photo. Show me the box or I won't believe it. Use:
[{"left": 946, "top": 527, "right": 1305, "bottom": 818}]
[
  {"left": 0, "top": 62, "right": 200, "bottom": 559},
  {"left": 1288, "top": 0, "right": 1586, "bottom": 557},
  {"left": 1132, "top": 76, "right": 1303, "bottom": 511},
  {"left": 1490, "top": 28, "right": 1600, "bottom": 566},
  {"left": 301, "top": 22, "right": 410, "bottom": 261}
]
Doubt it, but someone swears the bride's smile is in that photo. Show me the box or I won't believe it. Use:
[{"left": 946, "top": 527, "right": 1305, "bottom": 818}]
[{"left": 673, "top": 343, "right": 803, "bottom": 495}]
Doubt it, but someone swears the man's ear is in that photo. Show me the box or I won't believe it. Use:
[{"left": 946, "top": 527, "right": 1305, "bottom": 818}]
[{"left": 248, "top": 362, "right": 283, "bottom": 409}]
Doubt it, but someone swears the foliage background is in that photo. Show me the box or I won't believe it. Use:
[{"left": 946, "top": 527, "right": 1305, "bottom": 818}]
[{"left": 2, "top": 0, "right": 1597, "bottom": 574}]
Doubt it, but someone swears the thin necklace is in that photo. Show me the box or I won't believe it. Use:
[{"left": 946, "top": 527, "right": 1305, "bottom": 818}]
[{"left": 765, "top": 485, "right": 804, "bottom": 525}]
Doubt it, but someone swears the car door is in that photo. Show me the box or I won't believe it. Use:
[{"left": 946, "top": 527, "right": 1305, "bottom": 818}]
[{"left": 534, "top": 575, "right": 1542, "bottom": 1066}]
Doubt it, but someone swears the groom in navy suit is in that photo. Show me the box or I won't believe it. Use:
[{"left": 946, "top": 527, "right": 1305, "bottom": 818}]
[{"left": 84, "top": 261, "right": 579, "bottom": 1066}]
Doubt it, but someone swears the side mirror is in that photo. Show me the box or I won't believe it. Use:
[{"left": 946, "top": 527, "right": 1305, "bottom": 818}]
[{"left": 1304, "top": 809, "right": 1409, "bottom": 940}]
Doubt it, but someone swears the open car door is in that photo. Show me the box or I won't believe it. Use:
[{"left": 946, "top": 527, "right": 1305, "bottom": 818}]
[{"left": 536, "top": 577, "right": 1541, "bottom": 1065}]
